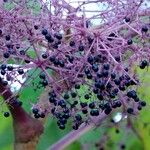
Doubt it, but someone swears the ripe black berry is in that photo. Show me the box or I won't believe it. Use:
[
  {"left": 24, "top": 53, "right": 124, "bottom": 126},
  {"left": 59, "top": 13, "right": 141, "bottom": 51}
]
[
  {"left": 59, "top": 118, "right": 67, "bottom": 124},
  {"left": 127, "top": 108, "right": 133, "bottom": 114},
  {"left": 140, "top": 60, "right": 148, "bottom": 69},
  {"left": 34, "top": 113, "right": 40, "bottom": 118},
  {"left": 64, "top": 93, "right": 69, "bottom": 99},
  {"left": 115, "top": 129, "right": 120, "bottom": 134},
  {"left": 59, "top": 60, "right": 65, "bottom": 67},
  {"left": 137, "top": 105, "right": 142, "bottom": 111},
  {"left": 25, "top": 59, "right": 30, "bottom": 63},
  {"left": 1, "top": 64, "right": 7, "bottom": 70},
  {"left": 127, "top": 39, "right": 133, "bottom": 45},
  {"left": 87, "top": 55, "right": 94, "bottom": 64},
  {"left": 5, "top": 35, "right": 10, "bottom": 41},
  {"left": 86, "top": 73, "right": 93, "bottom": 79},
  {"left": 49, "top": 91, "right": 56, "bottom": 98},
  {"left": 41, "top": 80, "right": 48, "bottom": 86},
  {"left": 1, "top": 70, "right": 6, "bottom": 75},
  {"left": 93, "top": 88, "right": 98, "bottom": 94},
  {"left": 78, "top": 44, "right": 84, "bottom": 51},
  {"left": 51, "top": 108, "right": 55, "bottom": 114},
  {"left": 140, "top": 101, "right": 146, "bottom": 107},
  {"left": 69, "top": 41, "right": 75, "bottom": 47},
  {"left": 124, "top": 68, "right": 128, "bottom": 72},
  {"left": 49, "top": 56, "right": 56, "bottom": 62},
  {"left": 112, "top": 102, "right": 117, "bottom": 109},
  {"left": 63, "top": 108, "right": 70, "bottom": 113},
  {"left": 89, "top": 102, "right": 95, "bottom": 109},
  {"left": 134, "top": 97, "right": 140, "bottom": 102},
  {"left": 54, "top": 33, "right": 62, "bottom": 40},
  {"left": 84, "top": 68, "right": 90, "bottom": 75},
  {"left": 2, "top": 80, "right": 8, "bottom": 86},
  {"left": 109, "top": 92, "right": 116, "bottom": 98},
  {"left": 58, "top": 100, "right": 66, "bottom": 108},
  {"left": 87, "top": 35, "right": 94, "bottom": 43},
  {"left": 34, "top": 25, "right": 38, "bottom": 30},
  {"left": 3, "top": 52, "right": 10, "bottom": 58},
  {"left": 17, "top": 101, "right": 23, "bottom": 106},
  {"left": 104, "top": 108, "right": 112, "bottom": 115},
  {"left": 0, "top": 29, "right": 2, "bottom": 34},
  {"left": 18, "top": 68, "right": 24, "bottom": 75},
  {"left": 90, "top": 109, "right": 99, "bottom": 116},
  {"left": 120, "top": 144, "right": 126, "bottom": 149},
  {"left": 102, "top": 70, "right": 109, "bottom": 77},
  {"left": 40, "top": 113, "right": 45, "bottom": 118},
  {"left": 84, "top": 94, "right": 90, "bottom": 99},
  {"left": 73, "top": 101, "right": 78, "bottom": 105},
  {"left": 53, "top": 59, "right": 59, "bottom": 66},
  {"left": 78, "top": 73, "right": 84, "bottom": 78},
  {"left": 97, "top": 73, "right": 103, "bottom": 78},
  {"left": 130, "top": 80, "right": 136, "bottom": 85},
  {"left": 32, "top": 108, "right": 39, "bottom": 114},
  {"left": 127, "top": 90, "right": 137, "bottom": 99},
  {"left": 119, "top": 75, "right": 125, "bottom": 81},
  {"left": 52, "top": 43, "right": 59, "bottom": 49},
  {"left": 116, "top": 101, "right": 122, "bottom": 107},
  {"left": 72, "top": 124, "right": 79, "bottom": 130},
  {"left": 71, "top": 92, "right": 77, "bottom": 98},
  {"left": 141, "top": 25, "right": 148, "bottom": 32},
  {"left": 107, "top": 33, "right": 116, "bottom": 41},
  {"left": 49, "top": 96, "right": 56, "bottom": 103},
  {"left": 124, "top": 17, "right": 130, "bottom": 22},
  {"left": 63, "top": 113, "right": 70, "bottom": 119},
  {"left": 119, "top": 85, "right": 126, "bottom": 91},
  {"left": 42, "top": 53, "right": 48, "bottom": 59},
  {"left": 94, "top": 54, "right": 101, "bottom": 63},
  {"left": 107, "top": 82, "right": 113, "bottom": 89},
  {"left": 113, "top": 88, "right": 119, "bottom": 94},
  {"left": 111, "top": 73, "right": 116, "bottom": 79},
  {"left": 92, "top": 64, "right": 99, "bottom": 72},
  {"left": 13, "top": 100, "right": 23, "bottom": 106},
  {"left": 75, "top": 114, "right": 82, "bottom": 121},
  {"left": 97, "top": 93, "right": 103, "bottom": 100},
  {"left": 82, "top": 109, "right": 88, "bottom": 114},
  {"left": 4, "top": 112, "right": 10, "bottom": 117},
  {"left": 67, "top": 56, "right": 74, "bottom": 63},
  {"left": 45, "top": 34, "right": 54, "bottom": 43},
  {"left": 39, "top": 73, "right": 46, "bottom": 79},
  {"left": 115, "top": 56, "right": 120, "bottom": 62},
  {"left": 75, "top": 84, "right": 80, "bottom": 89},
  {"left": 103, "top": 63, "right": 110, "bottom": 70},
  {"left": 114, "top": 79, "right": 120, "bottom": 85},
  {"left": 19, "top": 50, "right": 25, "bottom": 55},
  {"left": 42, "top": 29, "right": 48, "bottom": 35},
  {"left": 80, "top": 102, "right": 87, "bottom": 108},
  {"left": 16, "top": 44, "right": 20, "bottom": 49}
]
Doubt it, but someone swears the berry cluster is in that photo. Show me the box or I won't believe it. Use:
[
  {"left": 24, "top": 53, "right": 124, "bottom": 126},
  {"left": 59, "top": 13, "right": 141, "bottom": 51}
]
[
  {"left": 32, "top": 108, "right": 45, "bottom": 119},
  {"left": 29, "top": 26, "right": 148, "bottom": 130},
  {"left": 1, "top": 23, "right": 148, "bottom": 130},
  {"left": 0, "top": 0, "right": 149, "bottom": 132}
]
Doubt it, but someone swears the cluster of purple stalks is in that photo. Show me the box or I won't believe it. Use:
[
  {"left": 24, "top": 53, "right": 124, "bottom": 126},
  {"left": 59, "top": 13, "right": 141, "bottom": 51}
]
[{"left": 0, "top": 0, "right": 149, "bottom": 148}]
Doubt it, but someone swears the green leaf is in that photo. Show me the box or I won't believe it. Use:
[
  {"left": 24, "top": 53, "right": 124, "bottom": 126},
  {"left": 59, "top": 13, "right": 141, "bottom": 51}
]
[
  {"left": 65, "top": 141, "right": 81, "bottom": 150},
  {"left": 0, "top": 105, "right": 13, "bottom": 150},
  {"left": 19, "top": 68, "right": 44, "bottom": 111}
]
